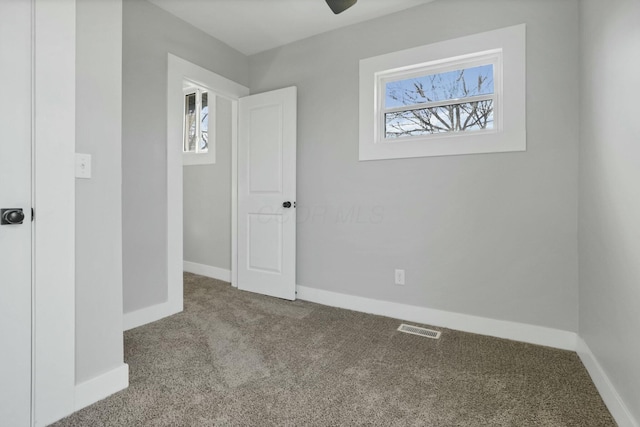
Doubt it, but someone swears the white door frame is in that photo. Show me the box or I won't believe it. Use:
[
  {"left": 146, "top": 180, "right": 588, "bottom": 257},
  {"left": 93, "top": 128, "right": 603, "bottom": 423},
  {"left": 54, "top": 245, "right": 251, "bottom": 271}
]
[
  {"left": 162, "top": 54, "right": 249, "bottom": 328},
  {"left": 31, "top": 0, "right": 77, "bottom": 425}
]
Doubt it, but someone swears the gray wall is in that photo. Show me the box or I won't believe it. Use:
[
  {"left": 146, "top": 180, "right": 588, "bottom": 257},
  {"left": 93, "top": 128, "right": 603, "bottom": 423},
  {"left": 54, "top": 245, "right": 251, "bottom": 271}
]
[
  {"left": 579, "top": 0, "right": 640, "bottom": 421},
  {"left": 75, "top": 0, "right": 124, "bottom": 383},
  {"left": 249, "top": 0, "right": 580, "bottom": 331},
  {"left": 122, "top": 0, "right": 248, "bottom": 313},
  {"left": 183, "top": 97, "right": 233, "bottom": 270}
]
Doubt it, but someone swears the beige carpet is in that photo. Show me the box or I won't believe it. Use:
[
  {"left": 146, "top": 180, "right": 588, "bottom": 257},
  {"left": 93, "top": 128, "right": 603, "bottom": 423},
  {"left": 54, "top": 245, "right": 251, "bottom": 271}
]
[{"left": 54, "top": 273, "right": 615, "bottom": 426}]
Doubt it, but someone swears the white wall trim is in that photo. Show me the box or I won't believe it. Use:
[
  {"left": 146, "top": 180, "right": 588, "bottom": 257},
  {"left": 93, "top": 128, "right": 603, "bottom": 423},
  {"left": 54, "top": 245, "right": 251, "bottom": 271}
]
[
  {"left": 74, "top": 364, "right": 129, "bottom": 413},
  {"left": 296, "top": 285, "right": 577, "bottom": 351},
  {"left": 183, "top": 261, "right": 231, "bottom": 282},
  {"left": 230, "top": 99, "right": 238, "bottom": 288},
  {"left": 577, "top": 338, "right": 639, "bottom": 427},
  {"left": 123, "top": 301, "right": 180, "bottom": 331}
]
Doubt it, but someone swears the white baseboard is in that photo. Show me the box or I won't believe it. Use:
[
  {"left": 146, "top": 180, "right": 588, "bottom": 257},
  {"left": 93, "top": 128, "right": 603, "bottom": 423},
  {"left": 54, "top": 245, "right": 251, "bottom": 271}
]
[
  {"left": 577, "top": 338, "right": 639, "bottom": 427},
  {"left": 74, "top": 364, "right": 129, "bottom": 412},
  {"left": 123, "top": 300, "right": 181, "bottom": 331},
  {"left": 183, "top": 261, "right": 231, "bottom": 282},
  {"left": 296, "top": 285, "right": 577, "bottom": 351}
]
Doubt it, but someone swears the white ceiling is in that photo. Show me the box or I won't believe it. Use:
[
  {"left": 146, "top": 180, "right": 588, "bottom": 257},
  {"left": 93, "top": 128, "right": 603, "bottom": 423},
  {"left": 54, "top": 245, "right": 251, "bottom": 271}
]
[{"left": 147, "top": 0, "right": 435, "bottom": 56}]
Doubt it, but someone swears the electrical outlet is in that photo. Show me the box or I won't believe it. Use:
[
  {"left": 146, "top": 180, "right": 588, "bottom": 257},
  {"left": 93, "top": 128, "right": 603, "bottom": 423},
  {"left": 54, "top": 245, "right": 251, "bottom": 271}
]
[{"left": 395, "top": 269, "right": 405, "bottom": 285}]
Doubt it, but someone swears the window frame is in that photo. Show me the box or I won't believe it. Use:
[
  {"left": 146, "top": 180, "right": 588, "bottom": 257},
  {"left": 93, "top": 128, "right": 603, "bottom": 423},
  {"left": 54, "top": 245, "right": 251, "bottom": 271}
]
[
  {"left": 183, "top": 82, "right": 216, "bottom": 166},
  {"left": 359, "top": 24, "right": 526, "bottom": 161},
  {"left": 378, "top": 51, "right": 502, "bottom": 143}
]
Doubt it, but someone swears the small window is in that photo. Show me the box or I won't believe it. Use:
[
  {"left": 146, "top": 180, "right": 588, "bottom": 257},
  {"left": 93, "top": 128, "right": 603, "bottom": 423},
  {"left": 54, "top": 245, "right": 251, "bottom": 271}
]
[
  {"left": 382, "top": 56, "right": 498, "bottom": 140},
  {"left": 359, "top": 24, "right": 526, "bottom": 161},
  {"left": 183, "top": 85, "right": 215, "bottom": 165}
]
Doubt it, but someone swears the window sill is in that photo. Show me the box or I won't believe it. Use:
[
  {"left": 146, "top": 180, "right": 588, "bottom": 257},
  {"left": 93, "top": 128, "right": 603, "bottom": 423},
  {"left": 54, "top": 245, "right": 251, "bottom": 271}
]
[{"left": 182, "top": 152, "right": 215, "bottom": 166}]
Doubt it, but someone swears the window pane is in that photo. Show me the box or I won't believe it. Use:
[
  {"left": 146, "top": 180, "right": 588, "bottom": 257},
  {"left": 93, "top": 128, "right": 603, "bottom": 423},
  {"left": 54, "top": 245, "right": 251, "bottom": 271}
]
[
  {"left": 200, "top": 92, "right": 208, "bottom": 152},
  {"left": 385, "top": 64, "right": 494, "bottom": 109},
  {"left": 385, "top": 99, "right": 494, "bottom": 139},
  {"left": 184, "top": 93, "right": 197, "bottom": 152}
]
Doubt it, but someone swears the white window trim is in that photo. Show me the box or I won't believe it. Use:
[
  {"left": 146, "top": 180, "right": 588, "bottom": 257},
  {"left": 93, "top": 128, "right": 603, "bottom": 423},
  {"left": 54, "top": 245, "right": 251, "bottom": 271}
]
[
  {"left": 183, "top": 82, "right": 216, "bottom": 166},
  {"left": 359, "top": 24, "right": 526, "bottom": 161}
]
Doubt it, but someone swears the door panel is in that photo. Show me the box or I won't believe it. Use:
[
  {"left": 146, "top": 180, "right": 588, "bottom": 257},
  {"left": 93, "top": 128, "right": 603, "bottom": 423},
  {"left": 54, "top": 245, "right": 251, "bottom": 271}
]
[
  {"left": 238, "top": 87, "right": 296, "bottom": 300},
  {"left": 0, "top": 0, "right": 33, "bottom": 426},
  {"left": 248, "top": 104, "right": 283, "bottom": 193},
  {"left": 248, "top": 213, "right": 283, "bottom": 273}
]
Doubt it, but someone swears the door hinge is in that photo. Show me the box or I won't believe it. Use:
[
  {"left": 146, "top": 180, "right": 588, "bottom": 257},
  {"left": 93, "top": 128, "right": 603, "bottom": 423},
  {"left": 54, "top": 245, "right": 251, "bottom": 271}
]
[{"left": 31, "top": 208, "right": 34, "bottom": 221}]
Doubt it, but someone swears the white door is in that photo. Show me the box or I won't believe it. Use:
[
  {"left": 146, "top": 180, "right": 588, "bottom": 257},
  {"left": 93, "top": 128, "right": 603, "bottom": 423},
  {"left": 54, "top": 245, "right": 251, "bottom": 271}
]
[
  {"left": 237, "top": 87, "right": 297, "bottom": 300},
  {"left": 0, "top": 0, "right": 33, "bottom": 426}
]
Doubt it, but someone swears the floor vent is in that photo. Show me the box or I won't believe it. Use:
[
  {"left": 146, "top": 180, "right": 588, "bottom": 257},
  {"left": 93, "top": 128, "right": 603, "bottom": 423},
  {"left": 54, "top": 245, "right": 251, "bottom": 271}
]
[{"left": 397, "top": 324, "right": 441, "bottom": 339}]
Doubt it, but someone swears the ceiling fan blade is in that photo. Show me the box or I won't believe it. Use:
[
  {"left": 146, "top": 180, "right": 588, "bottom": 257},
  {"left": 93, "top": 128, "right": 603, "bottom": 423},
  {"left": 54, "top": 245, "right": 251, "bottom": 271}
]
[{"left": 325, "top": 0, "right": 357, "bottom": 14}]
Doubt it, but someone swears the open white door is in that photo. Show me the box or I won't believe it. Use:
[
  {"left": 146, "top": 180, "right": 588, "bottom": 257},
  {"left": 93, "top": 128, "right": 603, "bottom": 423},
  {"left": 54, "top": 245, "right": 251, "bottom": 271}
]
[
  {"left": 0, "top": 1, "right": 33, "bottom": 425},
  {"left": 237, "top": 87, "right": 297, "bottom": 300}
]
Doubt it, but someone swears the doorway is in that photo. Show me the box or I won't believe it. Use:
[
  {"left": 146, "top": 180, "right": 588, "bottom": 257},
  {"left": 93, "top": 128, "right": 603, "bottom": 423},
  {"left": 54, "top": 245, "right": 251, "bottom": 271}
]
[
  {"left": 167, "top": 54, "right": 249, "bottom": 317},
  {"left": 167, "top": 54, "right": 298, "bottom": 313},
  {"left": 182, "top": 84, "right": 237, "bottom": 283}
]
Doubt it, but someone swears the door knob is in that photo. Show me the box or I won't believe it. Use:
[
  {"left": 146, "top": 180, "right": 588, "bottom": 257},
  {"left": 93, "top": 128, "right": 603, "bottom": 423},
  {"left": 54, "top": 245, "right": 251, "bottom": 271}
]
[
  {"left": 282, "top": 201, "right": 292, "bottom": 208},
  {"left": 1, "top": 208, "right": 25, "bottom": 225}
]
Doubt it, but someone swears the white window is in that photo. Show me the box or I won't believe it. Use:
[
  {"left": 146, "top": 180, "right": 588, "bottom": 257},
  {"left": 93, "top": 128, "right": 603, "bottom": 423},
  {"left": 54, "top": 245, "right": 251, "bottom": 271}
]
[
  {"left": 382, "top": 52, "right": 499, "bottom": 139},
  {"left": 359, "top": 24, "right": 526, "bottom": 161},
  {"left": 183, "top": 85, "right": 215, "bottom": 165}
]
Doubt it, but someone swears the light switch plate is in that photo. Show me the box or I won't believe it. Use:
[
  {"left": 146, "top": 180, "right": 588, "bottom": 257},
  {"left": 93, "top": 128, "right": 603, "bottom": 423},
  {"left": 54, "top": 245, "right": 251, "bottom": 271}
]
[{"left": 75, "top": 153, "right": 92, "bottom": 179}]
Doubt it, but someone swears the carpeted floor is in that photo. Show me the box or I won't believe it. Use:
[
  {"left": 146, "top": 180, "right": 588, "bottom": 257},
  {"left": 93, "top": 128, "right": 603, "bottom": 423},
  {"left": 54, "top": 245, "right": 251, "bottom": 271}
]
[{"left": 54, "top": 273, "right": 615, "bottom": 426}]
